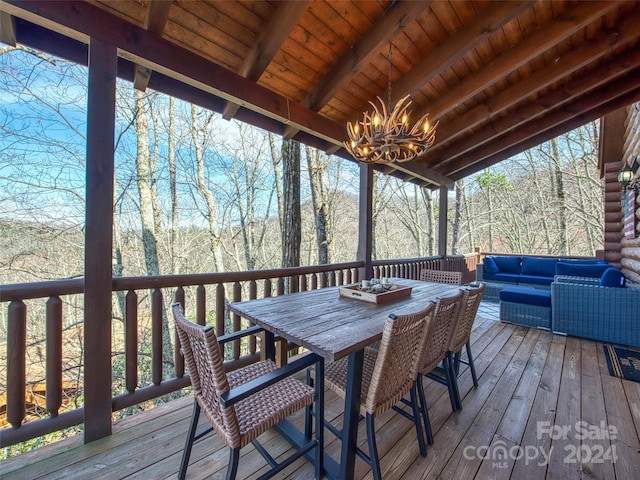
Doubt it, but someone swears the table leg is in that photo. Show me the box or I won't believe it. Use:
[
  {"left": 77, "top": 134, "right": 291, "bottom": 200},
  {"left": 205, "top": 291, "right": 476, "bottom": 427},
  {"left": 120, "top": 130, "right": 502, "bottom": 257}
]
[
  {"left": 340, "top": 349, "right": 364, "bottom": 480},
  {"left": 263, "top": 330, "right": 276, "bottom": 361}
]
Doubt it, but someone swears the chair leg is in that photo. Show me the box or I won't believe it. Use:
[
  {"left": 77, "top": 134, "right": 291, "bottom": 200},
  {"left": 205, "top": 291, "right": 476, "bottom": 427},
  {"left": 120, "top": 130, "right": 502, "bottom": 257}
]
[
  {"left": 305, "top": 367, "right": 314, "bottom": 439},
  {"left": 179, "top": 400, "right": 201, "bottom": 480},
  {"left": 445, "top": 352, "right": 462, "bottom": 412},
  {"left": 366, "top": 413, "right": 382, "bottom": 480},
  {"left": 410, "top": 384, "right": 427, "bottom": 457},
  {"left": 466, "top": 342, "right": 479, "bottom": 387},
  {"left": 454, "top": 351, "right": 462, "bottom": 376},
  {"left": 226, "top": 448, "right": 240, "bottom": 480},
  {"left": 416, "top": 375, "right": 433, "bottom": 445},
  {"left": 314, "top": 360, "right": 325, "bottom": 480}
]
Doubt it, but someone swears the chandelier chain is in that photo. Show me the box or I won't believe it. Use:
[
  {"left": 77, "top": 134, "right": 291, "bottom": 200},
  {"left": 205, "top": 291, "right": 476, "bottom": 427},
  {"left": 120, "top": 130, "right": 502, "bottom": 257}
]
[{"left": 387, "top": 44, "right": 393, "bottom": 111}]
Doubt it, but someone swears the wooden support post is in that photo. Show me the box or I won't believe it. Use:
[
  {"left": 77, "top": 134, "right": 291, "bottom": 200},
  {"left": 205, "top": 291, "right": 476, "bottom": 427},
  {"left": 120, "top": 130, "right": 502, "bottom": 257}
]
[
  {"left": 84, "top": 39, "right": 116, "bottom": 443},
  {"left": 357, "top": 162, "right": 374, "bottom": 280},
  {"left": 438, "top": 185, "right": 449, "bottom": 263}
]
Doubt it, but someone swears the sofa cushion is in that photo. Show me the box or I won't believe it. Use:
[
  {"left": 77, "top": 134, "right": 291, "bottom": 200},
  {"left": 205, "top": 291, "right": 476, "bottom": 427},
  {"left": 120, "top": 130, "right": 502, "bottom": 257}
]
[
  {"left": 599, "top": 267, "right": 625, "bottom": 287},
  {"left": 483, "top": 256, "right": 499, "bottom": 274},
  {"left": 559, "top": 258, "right": 605, "bottom": 264},
  {"left": 521, "top": 256, "right": 558, "bottom": 277},
  {"left": 499, "top": 286, "right": 551, "bottom": 307},
  {"left": 493, "top": 256, "right": 521, "bottom": 274},
  {"left": 554, "top": 262, "right": 610, "bottom": 278},
  {"left": 483, "top": 273, "right": 522, "bottom": 283},
  {"left": 518, "top": 274, "right": 554, "bottom": 286}
]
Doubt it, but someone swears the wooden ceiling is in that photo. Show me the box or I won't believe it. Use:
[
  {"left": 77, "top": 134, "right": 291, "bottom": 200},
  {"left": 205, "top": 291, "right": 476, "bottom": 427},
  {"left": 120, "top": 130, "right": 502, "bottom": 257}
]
[{"left": 1, "top": 0, "right": 639, "bottom": 187}]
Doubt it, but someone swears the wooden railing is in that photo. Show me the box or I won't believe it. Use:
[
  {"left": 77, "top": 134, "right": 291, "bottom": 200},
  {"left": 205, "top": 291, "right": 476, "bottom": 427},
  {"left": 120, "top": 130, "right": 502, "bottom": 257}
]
[{"left": 1, "top": 254, "right": 478, "bottom": 448}]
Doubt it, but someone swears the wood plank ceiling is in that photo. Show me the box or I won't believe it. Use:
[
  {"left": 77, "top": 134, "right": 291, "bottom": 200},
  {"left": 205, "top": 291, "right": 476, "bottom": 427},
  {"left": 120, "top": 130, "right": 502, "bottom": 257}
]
[{"left": 2, "top": 0, "right": 639, "bottom": 187}]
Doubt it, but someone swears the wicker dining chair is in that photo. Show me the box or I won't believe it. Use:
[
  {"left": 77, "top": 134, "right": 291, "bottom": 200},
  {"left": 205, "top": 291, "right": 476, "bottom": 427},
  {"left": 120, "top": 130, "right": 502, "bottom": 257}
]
[
  {"left": 448, "top": 283, "right": 486, "bottom": 406},
  {"left": 321, "top": 304, "right": 435, "bottom": 480},
  {"left": 415, "top": 291, "right": 463, "bottom": 444},
  {"left": 172, "top": 303, "right": 324, "bottom": 480},
  {"left": 420, "top": 268, "right": 463, "bottom": 285}
]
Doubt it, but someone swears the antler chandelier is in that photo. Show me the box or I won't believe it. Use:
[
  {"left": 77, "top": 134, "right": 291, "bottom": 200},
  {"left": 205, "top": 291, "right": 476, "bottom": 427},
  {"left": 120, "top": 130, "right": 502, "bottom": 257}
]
[{"left": 344, "top": 45, "right": 438, "bottom": 164}]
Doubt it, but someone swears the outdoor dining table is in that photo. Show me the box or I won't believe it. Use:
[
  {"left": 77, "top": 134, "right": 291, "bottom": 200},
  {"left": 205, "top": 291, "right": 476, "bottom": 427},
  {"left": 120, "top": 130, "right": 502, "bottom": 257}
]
[{"left": 228, "top": 277, "right": 461, "bottom": 480}]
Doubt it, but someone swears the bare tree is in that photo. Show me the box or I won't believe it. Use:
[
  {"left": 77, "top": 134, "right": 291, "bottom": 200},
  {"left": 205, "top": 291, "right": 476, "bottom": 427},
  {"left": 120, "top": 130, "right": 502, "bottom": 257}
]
[
  {"left": 282, "top": 139, "right": 301, "bottom": 269},
  {"left": 306, "top": 146, "right": 332, "bottom": 264}
]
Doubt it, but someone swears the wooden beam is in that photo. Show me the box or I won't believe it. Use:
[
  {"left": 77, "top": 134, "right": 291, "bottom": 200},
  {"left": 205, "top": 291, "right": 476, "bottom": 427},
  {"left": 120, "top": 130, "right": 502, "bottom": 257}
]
[
  {"left": 0, "top": 11, "right": 16, "bottom": 45},
  {"left": 222, "top": 1, "right": 311, "bottom": 120},
  {"left": 451, "top": 85, "right": 640, "bottom": 180},
  {"left": 283, "top": 0, "right": 430, "bottom": 139},
  {"left": 447, "top": 72, "right": 640, "bottom": 175},
  {"left": 390, "top": 1, "right": 530, "bottom": 103},
  {"left": 133, "top": 0, "right": 172, "bottom": 91},
  {"left": 424, "top": 9, "right": 640, "bottom": 163},
  {"left": 4, "top": 0, "right": 346, "bottom": 147},
  {"left": 433, "top": 48, "right": 640, "bottom": 173},
  {"left": 357, "top": 163, "right": 374, "bottom": 280},
  {"left": 84, "top": 38, "right": 116, "bottom": 443},
  {"left": 421, "top": 1, "right": 619, "bottom": 123}
]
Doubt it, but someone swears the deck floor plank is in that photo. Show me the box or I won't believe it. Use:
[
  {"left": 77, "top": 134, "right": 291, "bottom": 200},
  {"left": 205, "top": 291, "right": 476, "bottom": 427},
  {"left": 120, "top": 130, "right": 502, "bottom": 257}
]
[{"left": 3, "top": 305, "right": 639, "bottom": 480}]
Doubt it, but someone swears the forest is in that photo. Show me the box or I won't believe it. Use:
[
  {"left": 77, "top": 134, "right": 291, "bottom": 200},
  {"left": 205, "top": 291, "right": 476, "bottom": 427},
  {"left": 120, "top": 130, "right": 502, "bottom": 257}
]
[{"left": 0, "top": 45, "right": 604, "bottom": 454}]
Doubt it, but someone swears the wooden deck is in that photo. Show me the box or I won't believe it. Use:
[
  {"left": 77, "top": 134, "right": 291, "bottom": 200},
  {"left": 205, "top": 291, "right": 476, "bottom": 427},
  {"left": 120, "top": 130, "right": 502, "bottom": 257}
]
[{"left": 4, "top": 303, "right": 640, "bottom": 480}]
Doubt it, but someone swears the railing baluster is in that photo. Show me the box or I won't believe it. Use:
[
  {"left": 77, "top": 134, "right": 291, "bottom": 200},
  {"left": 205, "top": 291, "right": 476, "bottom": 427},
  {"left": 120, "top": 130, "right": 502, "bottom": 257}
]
[
  {"left": 196, "top": 284, "right": 206, "bottom": 326},
  {"left": 300, "top": 274, "right": 308, "bottom": 291},
  {"left": 151, "top": 289, "right": 163, "bottom": 386},
  {"left": 277, "top": 277, "right": 285, "bottom": 296},
  {"left": 249, "top": 280, "right": 257, "bottom": 354},
  {"left": 320, "top": 272, "right": 327, "bottom": 288},
  {"left": 233, "top": 282, "right": 241, "bottom": 359},
  {"left": 173, "top": 287, "right": 185, "bottom": 377},
  {"left": 125, "top": 290, "right": 138, "bottom": 393},
  {"left": 263, "top": 279, "right": 272, "bottom": 298},
  {"left": 311, "top": 273, "right": 318, "bottom": 290},
  {"left": 290, "top": 275, "right": 299, "bottom": 294},
  {"left": 46, "top": 296, "right": 62, "bottom": 418},
  {"left": 216, "top": 283, "right": 225, "bottom": 336},
  {"left": 7, "top": 300, "right": 27, "bottom": 428}
]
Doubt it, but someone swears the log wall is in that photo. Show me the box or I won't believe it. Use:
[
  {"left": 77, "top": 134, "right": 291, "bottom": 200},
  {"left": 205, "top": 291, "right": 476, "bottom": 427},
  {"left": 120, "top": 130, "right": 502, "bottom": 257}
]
[
  {"left": 602, "top": 101, "right": 640, "bottom": 282},
  {"left": 620, "top": 100, "right": 640, "bottom": 283}
]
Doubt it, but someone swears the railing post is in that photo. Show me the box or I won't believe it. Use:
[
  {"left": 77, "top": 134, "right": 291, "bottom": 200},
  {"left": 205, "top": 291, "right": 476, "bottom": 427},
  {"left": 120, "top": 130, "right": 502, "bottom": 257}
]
[
  {"left": 84, "top": 38, "right": 116, "bottom": 443},
  {"left": 357, "top": 162, "right": 374, "bottom": 280}
]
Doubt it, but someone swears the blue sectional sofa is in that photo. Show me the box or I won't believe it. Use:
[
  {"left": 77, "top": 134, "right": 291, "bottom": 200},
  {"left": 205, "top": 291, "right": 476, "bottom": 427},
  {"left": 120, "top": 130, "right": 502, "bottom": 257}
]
[
  {"left": 551, "top": 274, "right": 640, "bottom": 348},
  {"left": 477, "top": 255, "right": 610, "bottom": 301}
]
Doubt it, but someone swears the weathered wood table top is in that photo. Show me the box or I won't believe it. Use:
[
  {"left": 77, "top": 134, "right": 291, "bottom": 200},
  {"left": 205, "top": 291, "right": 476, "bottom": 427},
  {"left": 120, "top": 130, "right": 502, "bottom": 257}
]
[{"left": 228, "top": 278, "right": 461, "bottom": 362}]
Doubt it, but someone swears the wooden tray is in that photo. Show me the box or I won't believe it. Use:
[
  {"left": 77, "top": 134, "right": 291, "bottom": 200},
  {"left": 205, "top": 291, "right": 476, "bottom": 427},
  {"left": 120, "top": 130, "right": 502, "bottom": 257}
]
[{"left": 339, "top": 283, "right": 412, "bottom": 304}]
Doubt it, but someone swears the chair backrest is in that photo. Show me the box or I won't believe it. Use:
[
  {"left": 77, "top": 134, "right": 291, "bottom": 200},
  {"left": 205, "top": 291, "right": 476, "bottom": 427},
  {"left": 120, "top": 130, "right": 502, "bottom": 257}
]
[
  {"left": 449, "top": 283, "right": 485, "bottom": 354},
  {"left": 172, "top": 303, "right": 241, "bottom": 446},
  {"left": 365, "top": 303, "right": 435, "bottom": 417},
  {"left": 420, "top": 269, "right": 462, "bottom": 285},
  {"left": 417, "top": 290, "right": 463, "bottom": 375}
]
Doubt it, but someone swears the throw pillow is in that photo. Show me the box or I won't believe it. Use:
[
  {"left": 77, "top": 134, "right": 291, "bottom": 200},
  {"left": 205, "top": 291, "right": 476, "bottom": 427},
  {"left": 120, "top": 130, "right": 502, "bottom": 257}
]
[
  {"left": 599, "top": 268, "right": 625, "bottom": 287},
  {"left": 483, "top": 256, "right": 499, "bottom": 274},
  {"left": 493, "top": 256, "right": 521, "bottom": 274}
]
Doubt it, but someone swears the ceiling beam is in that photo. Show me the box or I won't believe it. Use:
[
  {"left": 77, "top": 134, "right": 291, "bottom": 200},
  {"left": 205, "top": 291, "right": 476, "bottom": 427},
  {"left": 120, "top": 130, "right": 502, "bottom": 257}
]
[
  {"left": 283, "top": 0, "right": 430, "bottom": 139},
  {"left": 419, "top": 1, "right": 619, "bottom": 123},
  {"left": 222, "top": 0, "right": 311, "bottom": 120},
  {"left": 432, "top": 48, "right": 640, "bottom": 173},
  {"left": 422, "top": 9, "right": 640, "bottom": 163},
  {"left": 133, "top": 0, "right": 173, "bottom": 91},
  {"left": 0, "top": 11, "right": 16, "bottom": 45},
  {"left": 443, "top": 71, "right": 640, "bottom": 177},
  {"left": 451, "top": 87, "right": 640, "bottom": 181},
  {"left": 2, "top": 0, "right": 346, "bottom": 147},
  {"left": 390, "top": 0, "right": 530, "bottom": 103}
]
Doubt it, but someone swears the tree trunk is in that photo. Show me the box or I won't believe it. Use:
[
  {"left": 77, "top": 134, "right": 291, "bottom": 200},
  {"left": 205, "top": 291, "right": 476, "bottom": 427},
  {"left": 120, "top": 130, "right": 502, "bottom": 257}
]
[
  {"left": 282, "top": 139, "right": 301, "bottom": 272},
  {"left": 551, "top": 137, "right": 568, "bottom": 255},
  {"left": 190, "top": 104, "right": 225, "bottom": 272},
  {"left": 168, "top": 97, "right": 179, "bottom": 273},
  {"left": 451, "top": 180, "right": 463, "bottom": 254},
  {"left": 134, "top": 90, "right": 173, "bottom": 375},
  {"left": 306, "top": 146, "right": 332, "bottom": 264}
]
